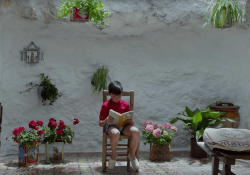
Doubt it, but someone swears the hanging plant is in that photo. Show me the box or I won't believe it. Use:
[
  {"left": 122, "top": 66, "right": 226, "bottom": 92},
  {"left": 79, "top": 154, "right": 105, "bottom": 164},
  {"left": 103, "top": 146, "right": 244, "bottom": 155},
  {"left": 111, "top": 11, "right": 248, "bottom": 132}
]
[
  {"left": 19, "top": 73, "right": 63, "bottom": 106},
  {"left": 57, "top": 0, "right": 110, "bottom": 30},
  {"left": 91, "top": 66, "right": 110, "bottom": 93},
  {"left": 203, "top": 0, "right": 245, "bottom": 29}
]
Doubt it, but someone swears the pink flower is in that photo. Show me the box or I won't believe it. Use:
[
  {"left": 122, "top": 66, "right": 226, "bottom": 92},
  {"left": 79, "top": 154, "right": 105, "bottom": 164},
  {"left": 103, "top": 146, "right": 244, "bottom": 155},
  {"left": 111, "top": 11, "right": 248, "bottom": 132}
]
[
  {"left": 164, "top": 123, "right": 172, "bottom": 129},
  {"left": 145, "top": 124, "right": 154, "bottom": 132},
  {"left": 171, "top": 126, "right": 177, "bottom": 132},
  {"left": 163, "top": 131, "right": 168, "bottom": 135},
  {"left": 143, "top": 122, "right": 149, "bottom": 127},
  {"left": 160, "top": 124, "right": 165, "bottom": 130},
  {"left": 153, "top": 128, "right": 162, "bottom": 138},
  {"left": 147, "top": 120, "right": 153, "bottom": 124},
  {"left": 153, "top": 123, "right": 159, "bottom": 129},
  {"left": 37, "top": 130, "right": 45, "bottom": 135}
]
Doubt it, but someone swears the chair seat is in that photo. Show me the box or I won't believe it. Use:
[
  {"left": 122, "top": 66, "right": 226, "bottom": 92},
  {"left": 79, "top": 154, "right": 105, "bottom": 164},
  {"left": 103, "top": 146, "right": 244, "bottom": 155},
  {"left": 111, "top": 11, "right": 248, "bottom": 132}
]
[{"left": 106, "top": 134, "right": 132, "bottom": 139}]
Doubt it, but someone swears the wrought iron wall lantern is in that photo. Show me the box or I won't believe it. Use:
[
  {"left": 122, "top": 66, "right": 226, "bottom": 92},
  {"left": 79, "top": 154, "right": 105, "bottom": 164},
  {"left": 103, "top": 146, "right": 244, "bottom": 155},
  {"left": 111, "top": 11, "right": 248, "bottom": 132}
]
[{"left": 20, "top": 41, "right": 44, "bottom": 65}]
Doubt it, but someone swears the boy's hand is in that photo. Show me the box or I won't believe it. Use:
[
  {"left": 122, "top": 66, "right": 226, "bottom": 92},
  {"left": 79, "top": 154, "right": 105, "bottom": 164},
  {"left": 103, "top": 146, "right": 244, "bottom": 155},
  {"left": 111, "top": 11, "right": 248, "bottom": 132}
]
[
  {"left": 105, "top": 116, "right": 114, "bottom": 123},
  {"left": 126, "top": 119, "right": 134, "bottom": 125}
]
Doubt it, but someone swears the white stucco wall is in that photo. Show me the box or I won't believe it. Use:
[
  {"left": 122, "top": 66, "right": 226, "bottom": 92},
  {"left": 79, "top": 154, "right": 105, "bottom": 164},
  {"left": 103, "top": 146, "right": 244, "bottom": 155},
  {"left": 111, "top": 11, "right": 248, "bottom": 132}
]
[{"left": 0, "top": 0, "right": 250, "bottom": 156}]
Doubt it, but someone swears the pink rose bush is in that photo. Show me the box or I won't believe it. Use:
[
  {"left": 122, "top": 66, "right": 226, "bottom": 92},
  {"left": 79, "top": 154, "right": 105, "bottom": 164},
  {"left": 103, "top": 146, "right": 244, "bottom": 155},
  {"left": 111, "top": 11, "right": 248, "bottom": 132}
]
[{"left": 142, "top": 120, "right": 177, "bottom": 146}]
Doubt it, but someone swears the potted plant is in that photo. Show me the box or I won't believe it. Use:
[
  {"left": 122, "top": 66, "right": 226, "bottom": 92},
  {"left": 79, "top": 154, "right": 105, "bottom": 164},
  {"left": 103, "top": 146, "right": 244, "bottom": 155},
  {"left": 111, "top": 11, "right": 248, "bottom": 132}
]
[
  {"left": 41, "top": 118, "right": 80, "bottom": 163},
  {"left": 19, "top": 73, "right": 63, "bottom": 106},
  {"left": 91, "top": 66, "right": 110, "bottom": 93},
  {"left": 203, "top": 0, "right": 245, "bottom": 29},
  {"left": 7, "top": 120, "right": 45, "bottom": 166},
  {"left": 57, "top": 0, "right": 110, "bottom": 30},
  {"left": 170, "top": 106, "right": 237, "bottom": 158},
  {"left": 142, "top": 120, "right": 177, "bottom": 162}
]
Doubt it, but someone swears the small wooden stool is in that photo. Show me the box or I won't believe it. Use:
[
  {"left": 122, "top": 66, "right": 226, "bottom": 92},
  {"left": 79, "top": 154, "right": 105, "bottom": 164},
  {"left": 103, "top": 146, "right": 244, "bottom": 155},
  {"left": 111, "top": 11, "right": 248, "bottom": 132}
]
[{"left": 197, "top": 142, "right": 250, "bottom": 175}]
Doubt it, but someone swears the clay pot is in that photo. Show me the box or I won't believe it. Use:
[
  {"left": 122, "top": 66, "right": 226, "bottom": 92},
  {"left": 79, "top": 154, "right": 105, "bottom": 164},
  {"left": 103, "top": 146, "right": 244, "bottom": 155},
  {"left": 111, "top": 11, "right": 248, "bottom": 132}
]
[{"left": 190, "top": 138, "right": 207, "bottom": 158}]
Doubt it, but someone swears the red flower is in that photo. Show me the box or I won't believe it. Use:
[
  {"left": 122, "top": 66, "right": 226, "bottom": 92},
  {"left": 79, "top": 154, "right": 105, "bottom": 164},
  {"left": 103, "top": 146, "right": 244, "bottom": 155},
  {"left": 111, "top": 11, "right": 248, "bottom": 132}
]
[
  {"left": 37, "top": 130, "right": 45, "bottom": 135},
  {"left": 48, "top": 121, "right": 57, "bottom": 129},
  {"left": 36, "top": 120, "right": 43, "bottom": 126},
  {"left": 56, "top": 129, "right": 64, "bottom": 136},
  {"left": 73, "top": 118, "right": 80, "bottom": 125},
  {"left": 37, "top": 139, "right": 41, "bottom": 143},
  {"left": 18, "top": 127, "right": 25, "bottom": 133},
  {"left": 12, "top": 128, "right": 20, "bottom": 136},
  {"left": 49, "top": 118, "right": 56, "bottom": 123},
  {"left": 58, "top": 120, "right": 66, "bottom": 129},
  {"left": 29, "top": 120, "right": 38, "bottom": 130}
]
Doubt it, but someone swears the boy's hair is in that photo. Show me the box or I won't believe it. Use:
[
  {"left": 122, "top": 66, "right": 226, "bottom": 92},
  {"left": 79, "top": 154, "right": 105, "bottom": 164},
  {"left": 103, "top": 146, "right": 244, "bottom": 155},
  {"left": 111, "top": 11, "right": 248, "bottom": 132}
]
[{"left": 108, "top": 81, "right": 123, "bottom": 95}]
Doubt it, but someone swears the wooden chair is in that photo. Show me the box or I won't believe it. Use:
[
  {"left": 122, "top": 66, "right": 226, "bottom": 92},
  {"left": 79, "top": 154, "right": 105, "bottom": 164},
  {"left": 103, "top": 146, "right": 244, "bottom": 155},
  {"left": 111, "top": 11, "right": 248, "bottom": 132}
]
[
  {"left": 102, "top": 90, "right": 139, "bottom": 172},
  {"left": 197, "top": 142, "right": 250, "bottom": 175}
]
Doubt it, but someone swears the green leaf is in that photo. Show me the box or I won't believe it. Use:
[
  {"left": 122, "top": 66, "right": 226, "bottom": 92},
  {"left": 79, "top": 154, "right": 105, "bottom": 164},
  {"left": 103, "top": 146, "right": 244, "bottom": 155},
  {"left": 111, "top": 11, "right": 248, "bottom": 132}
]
[
  {"left": 214, "top": 123, "right": 225, "bottom": 129},
  {"left": 195, "top": 129, "right": 204, "bottom": 141},
  {"left": 185, "top": 106, "right": 194, "bottom": 117},
  {"left": 169, "top": 118, "right": 179, "bottom": 124},
  {"left": 193, "top": 112, "right": 202, "bottom": 124}
]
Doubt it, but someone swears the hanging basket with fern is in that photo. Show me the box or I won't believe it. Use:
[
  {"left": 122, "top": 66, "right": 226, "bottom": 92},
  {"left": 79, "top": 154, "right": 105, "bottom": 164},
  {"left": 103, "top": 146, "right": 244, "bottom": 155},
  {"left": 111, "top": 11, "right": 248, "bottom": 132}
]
[{"left": 203, "top": 0, "right": 245, "bottom": 29}]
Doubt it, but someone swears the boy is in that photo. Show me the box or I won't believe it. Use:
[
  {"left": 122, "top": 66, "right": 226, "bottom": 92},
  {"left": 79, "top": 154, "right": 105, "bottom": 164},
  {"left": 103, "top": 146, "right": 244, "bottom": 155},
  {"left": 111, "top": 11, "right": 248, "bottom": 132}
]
[{"left": 99, "top": 81, "right": 140, "bottom": 170}]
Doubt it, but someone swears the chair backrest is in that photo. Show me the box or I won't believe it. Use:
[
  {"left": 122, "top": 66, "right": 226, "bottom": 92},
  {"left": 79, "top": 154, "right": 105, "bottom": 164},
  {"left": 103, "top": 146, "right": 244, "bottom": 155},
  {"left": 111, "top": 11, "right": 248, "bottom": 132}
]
[{"left": 103, "top": 90, "right": 134, "bottom": 111}]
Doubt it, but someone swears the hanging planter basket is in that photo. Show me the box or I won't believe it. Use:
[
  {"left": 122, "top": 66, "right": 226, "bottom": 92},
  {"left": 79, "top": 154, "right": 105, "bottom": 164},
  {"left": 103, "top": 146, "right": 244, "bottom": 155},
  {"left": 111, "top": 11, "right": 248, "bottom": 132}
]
[
  {"left": 70, "top": 7, "right": 89, "bottom": 22},
  {"left": 215, "top": 9, "right": 232, "bottom": 29},
  {"left": 18, "top": 143, "right": 39, "bottom": 166},
  {"left": 45, "top": 142, "right": 65, "bottom": 164}
]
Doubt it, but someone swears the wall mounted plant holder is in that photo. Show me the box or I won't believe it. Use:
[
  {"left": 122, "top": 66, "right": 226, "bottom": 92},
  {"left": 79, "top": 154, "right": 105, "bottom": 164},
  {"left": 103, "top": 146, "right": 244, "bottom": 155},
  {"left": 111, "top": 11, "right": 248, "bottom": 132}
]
[
  {"left": 20, "top": 41, "right": 44, "bottom": 65},
  {"left": 70, "top": 7, "right": 89, "bottom": 22}
]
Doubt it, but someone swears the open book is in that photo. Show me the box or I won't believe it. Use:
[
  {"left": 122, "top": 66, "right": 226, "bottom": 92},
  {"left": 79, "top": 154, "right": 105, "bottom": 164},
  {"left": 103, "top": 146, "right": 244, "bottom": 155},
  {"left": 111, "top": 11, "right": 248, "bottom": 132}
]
[{"left": 108, "top": 109, "right": 134, "bottom": 130}]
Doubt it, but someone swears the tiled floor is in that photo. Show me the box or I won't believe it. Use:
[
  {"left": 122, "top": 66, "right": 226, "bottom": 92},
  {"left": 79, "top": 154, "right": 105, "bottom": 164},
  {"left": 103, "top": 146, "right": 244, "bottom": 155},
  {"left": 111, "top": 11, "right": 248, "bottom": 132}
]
[{"left": 0, "top": 152, "right": 249, "bottom": 175}]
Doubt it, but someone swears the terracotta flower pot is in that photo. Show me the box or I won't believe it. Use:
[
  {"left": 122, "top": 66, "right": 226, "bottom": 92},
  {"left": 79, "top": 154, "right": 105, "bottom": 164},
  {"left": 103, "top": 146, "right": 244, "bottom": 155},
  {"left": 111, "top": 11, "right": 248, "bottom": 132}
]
[{"left": 190, "top": 138, "right": 207, "bottom": 158}]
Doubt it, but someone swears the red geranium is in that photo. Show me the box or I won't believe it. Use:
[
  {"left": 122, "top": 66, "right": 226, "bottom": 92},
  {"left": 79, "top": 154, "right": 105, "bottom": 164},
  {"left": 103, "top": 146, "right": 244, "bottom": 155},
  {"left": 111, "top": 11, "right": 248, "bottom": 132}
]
[
  {"left": 56, "top": 129, "right": 64, "bottom": 136},
  {"left": 49, "top": 118, "right": 56, "bottom": 123},
  {"left": 36, "top": 120, "right": 43, "bottom": 126},
  {"left": 29, "top": 120, "right": 38, "bottom": 130},
  {"left": 58, "top": 120, "right": 66, "bottom": 129},
  {"left": 48, "top": 119, "right": 57, "bottom": 129},
  {"left": 73, "top": 118, "right": 80, "bottom": 125},
  {"left": 37, "top": 130, "right": 45, "bottom": 135}
]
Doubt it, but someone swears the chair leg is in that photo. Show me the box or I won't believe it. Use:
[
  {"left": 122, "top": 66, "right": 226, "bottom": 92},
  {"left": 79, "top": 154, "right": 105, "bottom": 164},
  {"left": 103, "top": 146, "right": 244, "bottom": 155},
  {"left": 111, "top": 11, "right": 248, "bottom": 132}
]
[
  {"left": 127, "top": 138, "right": 131, "bottom": 172},
  {"left": 212, "top": 156, "right": 219, "bottom": 175},
  {"left": 102, "top": 133, "right": 107, "bottom": 172}
]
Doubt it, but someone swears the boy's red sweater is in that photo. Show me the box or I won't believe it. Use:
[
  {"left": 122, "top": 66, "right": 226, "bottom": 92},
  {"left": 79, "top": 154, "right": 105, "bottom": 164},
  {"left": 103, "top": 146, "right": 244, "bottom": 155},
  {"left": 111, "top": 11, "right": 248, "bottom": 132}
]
[{"left": 99, "top": 99, "right": 130, "bottom": 120}]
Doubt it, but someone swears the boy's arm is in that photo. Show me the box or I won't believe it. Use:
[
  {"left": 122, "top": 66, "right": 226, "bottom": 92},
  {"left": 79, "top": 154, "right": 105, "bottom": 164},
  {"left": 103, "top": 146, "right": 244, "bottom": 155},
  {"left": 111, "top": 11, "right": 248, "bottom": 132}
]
[
  {"left": 99, "top": 116, "right": 114, "bottom": 127},
  {"left": 99, "top": 104, "right": 114, "bottom": 127}
]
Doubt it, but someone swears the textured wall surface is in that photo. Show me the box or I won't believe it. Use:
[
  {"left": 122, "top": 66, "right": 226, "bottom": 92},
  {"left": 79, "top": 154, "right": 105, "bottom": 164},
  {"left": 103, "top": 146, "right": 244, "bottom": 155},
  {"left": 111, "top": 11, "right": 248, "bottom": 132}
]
[{"left": 0, "top": 0, "right": 250, "bottom": 156}]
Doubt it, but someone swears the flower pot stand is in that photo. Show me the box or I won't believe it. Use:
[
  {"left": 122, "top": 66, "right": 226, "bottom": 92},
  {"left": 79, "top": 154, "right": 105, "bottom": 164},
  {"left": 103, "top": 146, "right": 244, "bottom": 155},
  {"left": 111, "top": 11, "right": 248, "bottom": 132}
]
[
  {"left": 18, "top": 143, "right": 39, "bottom": 166},
  {"left": 150, "top": 143, "right": 170, "bottom": 162},
  {"left": 45, "top": 142, "right": 64, "bottom": 164},
  {"left": 70, "top": 7, "right": 89, "bottom": 22}
]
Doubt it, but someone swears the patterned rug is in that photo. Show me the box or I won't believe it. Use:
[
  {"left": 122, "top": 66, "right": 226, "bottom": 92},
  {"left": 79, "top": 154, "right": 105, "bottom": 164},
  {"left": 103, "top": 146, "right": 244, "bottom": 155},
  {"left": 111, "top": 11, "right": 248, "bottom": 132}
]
[{"left": 0, "top": 152, "right": 249, "bottom": 175}]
